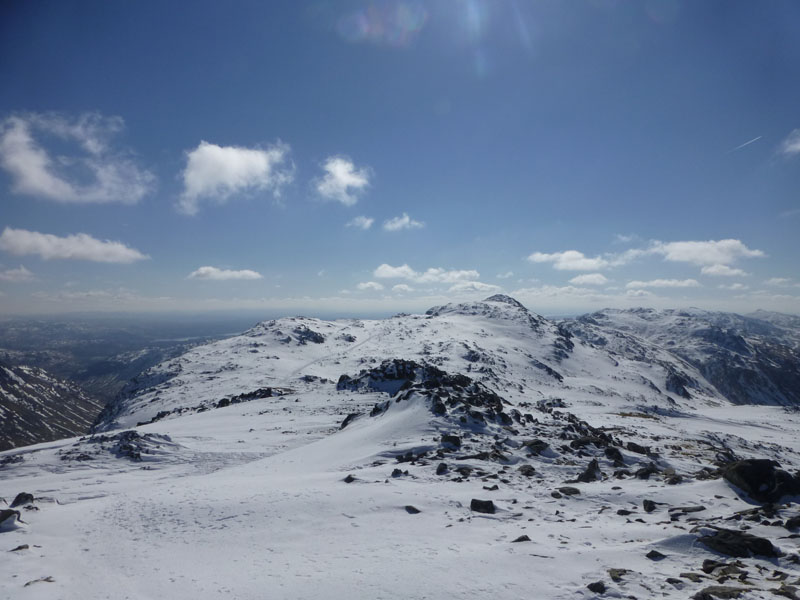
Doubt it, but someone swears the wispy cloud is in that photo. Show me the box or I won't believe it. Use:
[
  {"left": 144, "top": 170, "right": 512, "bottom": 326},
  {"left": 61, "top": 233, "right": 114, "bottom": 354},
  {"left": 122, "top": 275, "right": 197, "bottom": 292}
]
[
  {"left": 356, "top": 281, "right": 384, "bottom": 291},
  {"left": 496, "top": 271, "right": 514, "bottom": 279},
  {"left": 780, "top": 129, "right": 800, "bottom": 156},
  {"left": 346, "top": 215, "right": 374, "bottom": 230},
  {"left": 701, "top": 264, "right": 748, "bottom": 277},
  {"left": 0, "top": 265, "right": 35, "bottom": 282},
  {"left": 316, "top": 156, "right": 370, "bottom": 206},
  {"left": 383, "top": 213, "right": 424, "bottom": 231},
  {"left": 188, "top": 266, "right": 263, "bottom": 280},
  {"left": 0, "top": 227, "right": 148, "bottom": 263},
  {"left": 178, "top": 141, "right": 293, "bottom": 215},
  {"left": 625, "top": 278, "right": 700, "bottom": 289},
  {"left": 728, "top": 135, "right": 762, "bottom": 153},
  {"left": 374, "top": 263, "right": 479, "bottom": 283},
  {"left": 528, "top": 250, "right": 610, "bottom": 271},
  {"left": 448, "top": 281, "right": 501, "bottom": 294},
  {"left": 569, "top": 273, "right": 608, "bottom": 286},
  {"left": 0, "top": 112, "right": 155, "bottom": 204},
  {"left": 392, "top": 283, "right": 414, "bottom": 293},
  {"left": 650, "top": 239, "right": 764, "bottom": 266}
]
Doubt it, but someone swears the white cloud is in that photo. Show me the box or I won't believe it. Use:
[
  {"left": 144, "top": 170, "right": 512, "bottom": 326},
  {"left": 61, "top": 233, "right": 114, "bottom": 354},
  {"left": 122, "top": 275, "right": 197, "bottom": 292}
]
[
  {"left": 392, "top": 284, "right": 415, "bottom": 293},
  {"left": 625, "top": 278, "right": 700, "bottom": 289},
  {"left": 373, "top": 263, "right": 479, "bottom": 283},
  {"left": 315, "top": 156, "right": 370, "bottom": 206},
  {"left": 0, "top": 227, "right": 148, "bottom": 263},
  {"left": 188, "top": 266, "right": 263, "bottom": 281},
  {"left": 178, "top": 141, "right": 293, "bottom": 215},
  {"left": 448, "top": 281, "right": 501, "bottom": 294},
  {"left": 383, "top": 213, "right": 424, "bottom": 231},
  {"left": 626, "top": 289, "right": 653, "bottom": 298},
  {"left": 356, "top": 281, "right": 384, "bottom": 291},
  {"left": 346, "top": 215, "right": 374, "bottom": 230},
  {"left": 649, "top": 239, "right": 764, "bottom": 266},
  {"left": 765, "top": 277, "right": 792, "bottom": 286},
  {"left": 780, "top": 129, "right": 800, "bottom": 156},
  {"left": 701, "top": 264, "right": 748, "bottom": 277},
  {"left": 0, "top": 265, "right": 35, "bottom": 282},
  {"left": 614, "top": 233, "right": 640, "bottom": 244},
  {"left": 528, "top": 250, "right": 610, "bottom": 271},
  {"left": 0, "top": 113, "right": 155, "bottom": 204},
  {"left": 718, "top": 283, "right": 749, "bottom": 291},
  {"left": 496, "top": 271, "right": 514, "bottom": 279},
  {"left": 568, "top": 273, "right": 608, "bottom": 286}
]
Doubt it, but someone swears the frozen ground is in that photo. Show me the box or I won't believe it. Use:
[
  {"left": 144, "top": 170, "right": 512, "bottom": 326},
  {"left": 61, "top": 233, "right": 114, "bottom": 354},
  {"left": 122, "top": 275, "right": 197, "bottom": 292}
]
[{"left": 2, "top": 296, "right": 799, "bottom": 599}]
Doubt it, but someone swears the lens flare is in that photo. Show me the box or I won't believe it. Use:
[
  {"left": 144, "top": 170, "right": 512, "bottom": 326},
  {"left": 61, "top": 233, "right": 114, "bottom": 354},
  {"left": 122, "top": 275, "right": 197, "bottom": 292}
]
[{"left": 336, "top": 1, "right": 428, "bottom": 47}]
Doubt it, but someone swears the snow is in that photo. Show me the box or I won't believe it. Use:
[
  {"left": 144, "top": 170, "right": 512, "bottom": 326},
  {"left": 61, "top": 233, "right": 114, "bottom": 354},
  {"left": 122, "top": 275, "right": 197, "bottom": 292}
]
[{"left": 1, "top": 297, "right": 799, "bottom": 599}]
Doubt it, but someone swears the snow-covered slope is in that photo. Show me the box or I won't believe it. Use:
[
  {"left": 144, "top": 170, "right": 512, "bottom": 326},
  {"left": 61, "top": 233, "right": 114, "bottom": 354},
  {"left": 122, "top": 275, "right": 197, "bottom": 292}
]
[
  {"left": 0, "top": 360, "right": 103, "bottom": 451},
  {"left": 2, "top": 296, "right": 799, "bottom": 600},
  {"left": 565, "top": 308, "right": 800, "bottom": 406}
]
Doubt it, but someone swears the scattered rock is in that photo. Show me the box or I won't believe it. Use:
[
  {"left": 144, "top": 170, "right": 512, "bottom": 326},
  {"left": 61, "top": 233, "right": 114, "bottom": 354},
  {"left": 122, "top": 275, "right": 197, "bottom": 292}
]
[
  {"left": 441, "top": 434, "right": 461, "bottom": 449},
  {"left": 511, "top": 535, "right": 531, "bottom": 543},
  {"left": 643, "top": 499, "right": 657, "bottom": 513},
  {"left": 518, "top": 464, "right": 536, "bottom": 477},
  {"left": 23, "top": 576, "right": 55, "bottom": 587},
  {"left": 9, "top": 492, "right": 33, "bottom": 508},
  {"left": 692, "top": 585, "right": 748, "bottom": 599},
  {"left": 577, "top": 459, "right": 602, "bottom": 483},
  {"left": 608, "top": 569, "right": 628, "bottom": 582},
  {"left": 626, "top": 441, "right": 650, "bottom": 455},
  {"left": 646, "top": 549, "right": 667, "bottom": 561},
  {"left": 785, "top": 516, "right": 800, "bottom": 531},
  {"left": 558, "top": 486, "right": 580, "bottom": 496},
  {"left": 9, "top": 544, "right": 29, "bottom": 552},
  {"left": 436, "top": 462, "right": 448, "bottom": 475},
  {"left": 470, "top": 499, "right": 496, "bottom": 514},
  {"left": 404, "top": 505, "right": 421, "bottom": 514},
  {"left": 343, "top": 474, "right": 356, "bottom": 483},
  {"left": 698, "top": 527, "right": 780, "bottom": 558},
  {"left": 339, "top": 413, "right": 360, "bottom": 429},
  {"left": 586, "top": 581, "right": 606, "bottom": 594},
  {"left": 0, "top": 509, "right": 22, "bottom": 530}
]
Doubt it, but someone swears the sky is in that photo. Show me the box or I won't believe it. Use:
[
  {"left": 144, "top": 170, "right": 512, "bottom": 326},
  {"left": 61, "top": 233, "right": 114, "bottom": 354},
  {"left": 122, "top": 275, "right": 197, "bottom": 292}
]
[{"left": 0, "top": 0, "right": 799, "bottom": 317}]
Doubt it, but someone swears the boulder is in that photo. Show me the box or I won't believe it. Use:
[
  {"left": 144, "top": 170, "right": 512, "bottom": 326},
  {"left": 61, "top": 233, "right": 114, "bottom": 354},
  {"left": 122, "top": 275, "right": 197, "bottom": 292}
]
[
  {"left": 698, "top": 527, "right": 779, "bottom": 558},
  {"left": 721, "top": 459, "right": 800, "bottom": 504},
  {"left": 470, "top": 499, "right": 495, "bottom": 514}
]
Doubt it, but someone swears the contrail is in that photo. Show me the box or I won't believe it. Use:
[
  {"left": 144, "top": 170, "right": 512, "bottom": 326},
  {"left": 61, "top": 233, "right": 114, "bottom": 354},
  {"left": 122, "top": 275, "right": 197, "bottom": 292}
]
[{"left": 728, "top": 135, "right": 762, "bottom": 153}]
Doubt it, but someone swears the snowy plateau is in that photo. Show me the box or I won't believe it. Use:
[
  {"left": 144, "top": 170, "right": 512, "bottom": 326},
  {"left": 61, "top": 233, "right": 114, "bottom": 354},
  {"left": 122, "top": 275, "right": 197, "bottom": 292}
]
[{"left": 2, "top": 295, "right": 800, "bottom": 600}]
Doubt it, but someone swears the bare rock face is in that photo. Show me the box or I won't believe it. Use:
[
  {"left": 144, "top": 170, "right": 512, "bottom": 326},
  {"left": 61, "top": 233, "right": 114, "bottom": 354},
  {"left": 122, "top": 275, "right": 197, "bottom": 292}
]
[{"left": 721, "top": 459, "right": 800, "bottom": 504}]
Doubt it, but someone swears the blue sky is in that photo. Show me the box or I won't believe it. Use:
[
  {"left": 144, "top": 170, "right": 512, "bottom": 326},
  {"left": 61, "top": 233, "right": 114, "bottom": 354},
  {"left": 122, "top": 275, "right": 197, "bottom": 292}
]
[{"left": 1, "top": 0, "right": 799, "bottom": 316}]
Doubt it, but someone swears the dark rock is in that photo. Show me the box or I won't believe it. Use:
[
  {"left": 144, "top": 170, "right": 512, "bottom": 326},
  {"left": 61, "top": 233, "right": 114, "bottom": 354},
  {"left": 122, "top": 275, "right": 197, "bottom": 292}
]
[
  {"left": 456, "top": 466, "right": 472, "bottom": 478},
  {"left": 617, "top": 509, "right": 633, "bottom": 516},
  {"left": 441, "top": 434, "right": 461, "bottom": 449},
  {"left": 511, "top": 535, "right": 531, "bottom": 543},
  {"left": 436, "top": 462, "right": 448, "bottom": 476},
  {"left": 483, "top": 484, "right": 499, "bottom": 491},
  {"left": 10, "top": 492, "right": 34, "bottom": 508},
  {"left": 646, "top": 549, "right": 667, "bottom": 560},
  {"left": 635, "top": 464, "right": 660, "bottom": 480},
  {"left": 586, "top": 581, "right": 606, "bottom": 594},
  {"left": 721, "top": 459, "right": 800, "bottom": 504},
  {"left": 577, "top": 459, "right": 602, "bottom": 483},
  {"left": 340, "top": 413, "right": 360, "bottom": 429},
  {"left": 558, "top": 486, "right": 580, "bottom": 496},
  {"left": 9, "top": 544, "right": 29, "bottom": 552},
  {"left": 523, "top": 439, "right": 549, "bottom": 455},
  {"left": 627, "top": 442, "right": 651, "bottom": 455},
  {"left": 470, "top": 499, "right": 496, "bottom": 514},
  {"left": 0, "top": 509, "right": 21, "bottom": 528},
  {"left": 570, "top": 436, "right": 606, "bottom": 449},
  {"left": 670, "top": 505, "right": 706, "bottom": 514},
  {"left": 604, "top": 447, "right": 624, "bottom": 463},
  {"left": 518, "top": 464, "right": 536, "bottom": 477},
  {"left": 667, "top": 474, "right": 684, "bottom": 485},
  {"left": 701, "top": 559, "right": 728, "bottom": 574},
  {"left": 681, "top": 573, "right": 705, "bottom": 583},
  {"left": 698, "top": 527, "right": 779, "bottom": 558},
  {"left": 692, "top": 586, "right": 748, "bottom": 599},
  {"left": 785, "top": 516, "right": 800, "bottom": 530},
  {"left": 343, "top": 474, "right": 356, "bottom": 483},
  {"left": 404, "top": 505, "right": 421, "bottom": 514},
  {"left": 551, "top": 491, "right": 562, "bottom": 499},
  {"left": 643, "top": 499, "right": 657, "bottom": 513},
  {"left": 391, "top": 468, "right": 404, "bottom": 478}
]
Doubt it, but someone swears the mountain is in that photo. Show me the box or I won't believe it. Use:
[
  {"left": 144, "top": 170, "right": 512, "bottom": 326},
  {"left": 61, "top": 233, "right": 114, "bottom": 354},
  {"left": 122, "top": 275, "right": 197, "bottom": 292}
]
[
  {"left": 2, "top": 296, "right": 799, "bottom": 600},
  {"left": 564, "top": 307, "right": 800, "bottom": 406},
  {"left": 0, "top": 360, "right": 104, "bottom": 451}
]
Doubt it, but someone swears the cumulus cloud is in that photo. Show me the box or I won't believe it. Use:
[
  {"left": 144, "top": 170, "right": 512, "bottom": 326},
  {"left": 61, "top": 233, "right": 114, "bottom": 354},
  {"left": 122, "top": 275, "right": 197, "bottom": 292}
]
[
  {"left": 780, "top": 129, "right": 800, "bottom": 156},
  {"left": 346, "top": 215, "right": 374, "bottom": 230},
  {"left": 383, "top": 213, "right": 424, "bottom": 231},
  {"left": 701, "top": 264, "right": 748, "bottom": 277},
  {"left": 496, "top": 271, "right": 514, "bottom": 279},
  {"left": 315, "top": 156, "right": 370, "bottom": 206},
  {"left": 568, "top": 273, "right": 608, "bottom": 286},
  {"left": 625, "top": 278, "right": 700, "bottom": 289},
  {"left": 392, "top": 284, "right": 414, "bottom": 293},
  {"left": 765, "top": 277, "right": 793, "bottom": 286},
  {"left": 0, "top": 112, "right": 155, "bottom": 204},
  {"left": 0, "top": 227, "right": 148, "bottom": 263},
  {"left": 178, "top": 141, "right": 293, "bottom": 215},
  {"left": 528, "top": 250, "right": 610, "bottom": 271},
  {"left": 649, "top": 239, "right": 764, "bottom": 266},
  {"left": 188, "top": 266, "right": 263, "bottom": 280},
  {"left": 448, "top": 281, "right": 501, "bottom": 294},
  {"left": 0, "top": 265, "right": 35, "bottom": 282},
  {"left": 356, "top": 281, "right": 384, "bottom": 291},
  {"left": 626, "top": 289, "right": 653, "bottom": 298},
  {"left": 373, "top": 263, "right": 479, "bottom": 283}
]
